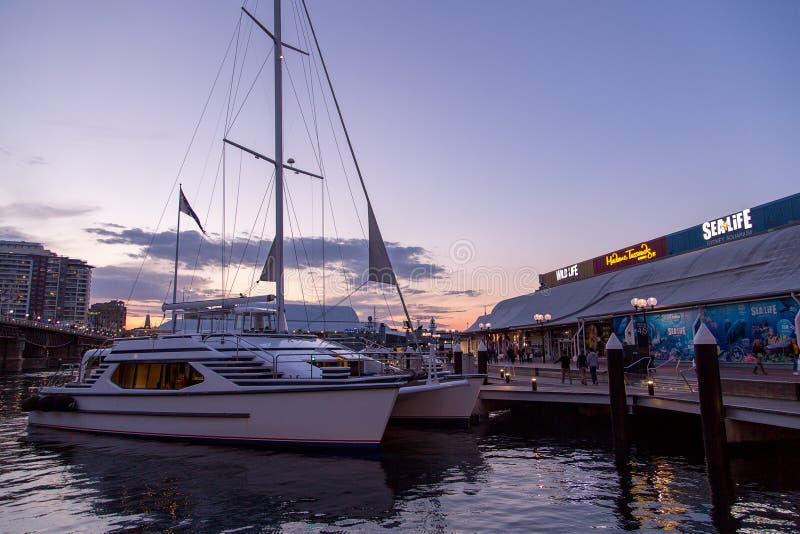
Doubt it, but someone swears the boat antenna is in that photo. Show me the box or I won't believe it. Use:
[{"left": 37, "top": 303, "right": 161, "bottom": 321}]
[{"left": 299, "top": 0, "right": 416, "bottom": 343}]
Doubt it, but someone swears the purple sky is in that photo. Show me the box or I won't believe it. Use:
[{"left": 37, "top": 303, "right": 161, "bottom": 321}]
[{"left": 1, "top": 0, "right": 798, "bottom": 329}]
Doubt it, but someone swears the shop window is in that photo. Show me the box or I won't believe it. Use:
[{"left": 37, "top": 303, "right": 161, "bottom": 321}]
[{"left": 111, "top": 362, "right": 205, "bottom": 390}]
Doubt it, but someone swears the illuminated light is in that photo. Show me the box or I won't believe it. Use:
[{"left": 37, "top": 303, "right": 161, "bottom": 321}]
[{"left": 531, "top": 377, "right": 537, "bottom": 391}]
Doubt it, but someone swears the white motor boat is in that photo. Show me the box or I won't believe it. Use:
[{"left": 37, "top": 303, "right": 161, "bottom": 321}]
[{"left": 25, "top": 324, "right": 400, "bottom": 447}]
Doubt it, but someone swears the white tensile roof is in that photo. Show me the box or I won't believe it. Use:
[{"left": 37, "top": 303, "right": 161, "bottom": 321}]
[
  {"left": 160, "top": 302, "right": 361, "bottom": 333},
  {"left": 467, "top": 224, "right": 800, "bottom": 332}
]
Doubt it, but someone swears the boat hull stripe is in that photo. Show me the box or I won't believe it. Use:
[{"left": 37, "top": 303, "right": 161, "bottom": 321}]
[
  {"left": 28, "top": 422, "right": 380, "bottom": 447},
  {"left": 75, "top": 410, "right": 250, "bottom": 418}
]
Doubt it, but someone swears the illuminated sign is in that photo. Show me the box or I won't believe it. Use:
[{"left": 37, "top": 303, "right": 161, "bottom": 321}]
[
  {"left": 593, "top": 238, "right": 667, "bottom": 274},
  {"left": 702, "top": 208, "right": 753, "bottom": 241},
  {"left": 540, "top": 259, "right": 595, "bottom": 288},
  {"left": 556, "top": 264, "right": 579, "bottom": 281}
]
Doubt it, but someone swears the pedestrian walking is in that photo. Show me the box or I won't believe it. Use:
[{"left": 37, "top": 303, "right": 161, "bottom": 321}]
[
  {"left": 752, "top": 338, "right": 767, "bottom": 375},
  {"left": 792, "top": 336, "right": 799, "bottom": 376},
  {"left": 577, "top": 352, "right": 588, "bottom": 385},
  {"left": 587, "top": 350, "right": 599, "bottom": 385},
  {"left": 556, "top": 353, "right": 572, "bottom": 384}
]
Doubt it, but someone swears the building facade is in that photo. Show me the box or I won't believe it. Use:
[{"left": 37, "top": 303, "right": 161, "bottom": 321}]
[
  {"left": 467, "top": 192, "right": 800, "bottom": 367},
  {"left": 0, "top": 241, "right": 93, "bottom": 323},
  {"left": 89, "top": 300, "right": 127, "bottom": 333}
]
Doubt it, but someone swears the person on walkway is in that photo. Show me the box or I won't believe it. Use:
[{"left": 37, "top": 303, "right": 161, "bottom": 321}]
[
  {"left": 791, "top": 336, "right": 799, "bottom": 376},
  {"left": 587, "top": 350, "right": 599, "bottom": 385},
  {"left": 577, "top": 352, "right": 588, "bottom": 385},
  {"left": 556, "top": 353, "right": 572, "bottom": 384},
  {"left": 752, "top": 338, "right": 767, "bottom": 375}
]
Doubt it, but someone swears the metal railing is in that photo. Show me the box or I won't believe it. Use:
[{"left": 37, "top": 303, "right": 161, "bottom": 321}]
[{"left": 47, "top": 364, "right": 80, "bottom": 387}]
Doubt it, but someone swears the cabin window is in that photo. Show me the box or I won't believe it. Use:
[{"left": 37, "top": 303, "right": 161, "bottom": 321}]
[{"left": 111, "top": 362, "right": 205, "bottom": 390}]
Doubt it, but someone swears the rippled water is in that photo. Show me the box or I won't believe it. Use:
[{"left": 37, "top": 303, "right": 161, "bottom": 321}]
[{"left": 1, "top": 373, "right": 798, "bottom": 533}]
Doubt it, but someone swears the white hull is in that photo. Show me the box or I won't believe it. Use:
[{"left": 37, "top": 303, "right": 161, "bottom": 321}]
[
  {"left": 391, "top": 376, "right": 483, "bottom": 423},
  {"left": 29, "top": 385, "right": 398, "bottom": 447}
]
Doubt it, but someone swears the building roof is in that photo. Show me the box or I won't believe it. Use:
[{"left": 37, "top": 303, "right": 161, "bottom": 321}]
[{"left": 467, "top": 223, "right": 800, "bottom": 332}]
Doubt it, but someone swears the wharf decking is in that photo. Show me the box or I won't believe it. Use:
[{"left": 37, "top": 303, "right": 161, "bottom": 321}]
[{"left": 478, "top": 362, "right": 800, "bottom": 433}]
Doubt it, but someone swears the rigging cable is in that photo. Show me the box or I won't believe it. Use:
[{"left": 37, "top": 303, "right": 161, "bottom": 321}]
[
  {"left": 283, "top": 182, "right": 311, "bottom": 329},
  {"left": 285, "top": 182, "right": 323, "bottom": 309},
  {"left": 126, "top": 15, "right": 241, "bottom": 306},
  {"left": 301, "top": 0, "right": 416, "bottom": 340}
]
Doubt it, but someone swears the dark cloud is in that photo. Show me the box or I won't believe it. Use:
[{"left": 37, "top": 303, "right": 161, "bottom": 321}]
[
  {"left": 0, "top": 226, "right": 34, "bottom": 241},
  {"left": 402, "top": 288, "right": 428, "bottom": 295},
  {"left": 91, "top": 264, "right": 216, "bottom": 303},
  {"left": 28, "top": 156, "right": 47, "bottom": 165},
  {"left": 444, "top": 289, "right": 480, "bottom": 297},
  {"left": 84, "top": 225, "right": 446, "bottom": 282},
  {"left": 0, "top": 203, "right": 98, "bottom": 220},
  {"left": 411, "top": 304, "right": 467, "bottom": 315}
]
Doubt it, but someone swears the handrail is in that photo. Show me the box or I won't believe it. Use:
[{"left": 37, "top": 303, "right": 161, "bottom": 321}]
[
  {"left": 624, "top": 356, "right": 651, "bottom": 371},
  {"left": 47, "top": 364, "right": 80, "bottom": 387},
  {"left": 678, "top": 367, "right": 696, "bottom": 393}
]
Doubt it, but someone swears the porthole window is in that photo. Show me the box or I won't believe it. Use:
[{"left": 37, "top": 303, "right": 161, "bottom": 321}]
[{"left": 111, "top": 362, "right": 204, "bottom": 390}]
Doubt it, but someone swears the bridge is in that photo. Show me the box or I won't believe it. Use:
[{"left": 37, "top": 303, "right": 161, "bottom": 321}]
[{"left": 0, "top": 317, "right": 110, "bottom": 372}]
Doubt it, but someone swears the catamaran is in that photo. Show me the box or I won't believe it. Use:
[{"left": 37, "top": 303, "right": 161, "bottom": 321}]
[{"left": 24, "top": 0, "right": 482, "bottom": 444}]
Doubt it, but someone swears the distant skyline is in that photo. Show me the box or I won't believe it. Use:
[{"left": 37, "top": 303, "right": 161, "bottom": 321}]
[{"left": 1, "top": 0, "right": 798, "bottom": 330}]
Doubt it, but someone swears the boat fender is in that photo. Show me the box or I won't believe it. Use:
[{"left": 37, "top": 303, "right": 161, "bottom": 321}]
[
  {"left": 38, "top": 395, "right": 56, "bottom": 412},
  {"left": 20, "top": 395, "right": 40, "bottom": 412},
  {"left": 54, "top": 395, "right": 78, "bottom": 412}
]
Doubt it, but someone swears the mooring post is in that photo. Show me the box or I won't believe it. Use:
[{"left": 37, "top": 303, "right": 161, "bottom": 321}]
[
  {"left": 606, "top": 333, "right": 628, "bottom": 455},
  {"left": 453, "top": 343, "right": 463, "bottom": 375},
  {"left": 693, "top": 324, "right": 736, "bottom": 510},
  {"left": 477, "top": 340, "right": 488, "bottom": 383}
]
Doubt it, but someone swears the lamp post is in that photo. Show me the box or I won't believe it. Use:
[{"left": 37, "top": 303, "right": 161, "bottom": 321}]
[
  {"left": 533, "top": 313, "right": 551, "bottom": 363},
  {"left": 631, "top": 297, "right": 657, "bottom": 365}
]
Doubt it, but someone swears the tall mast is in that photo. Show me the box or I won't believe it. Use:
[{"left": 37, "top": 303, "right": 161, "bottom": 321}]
[
  {"left": 274, "top": 0, "right": 285, "bottom": 332},
  {"left": 172, "top": 185, "right": 181, "bottom": 333}
]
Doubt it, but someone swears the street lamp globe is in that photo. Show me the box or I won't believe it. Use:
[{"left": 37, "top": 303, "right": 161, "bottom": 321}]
[
  {"left": 479, "top": 322, "right": 485, "bottom": 329},
  {"left": 647, "top": 297, "right": 658, "bottom": 307},
  {"left": 544, "top": 313, "right": 552, "bottom": 321},
  {"left": 486, "top": 322, "right": 491, "bottom": 329}
]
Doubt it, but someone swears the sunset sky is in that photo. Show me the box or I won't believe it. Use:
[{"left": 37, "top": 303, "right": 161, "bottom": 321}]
[{"left": 1, "top": 0, "right": 798, "bottom": 330}]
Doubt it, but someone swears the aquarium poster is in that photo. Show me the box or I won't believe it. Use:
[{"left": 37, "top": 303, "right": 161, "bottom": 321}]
[
  {"left": 611, "top": 297, "right": 798, "bottom": 363},
  {"left": 643, "top": 310, "right": 698, "bottom": 361}
]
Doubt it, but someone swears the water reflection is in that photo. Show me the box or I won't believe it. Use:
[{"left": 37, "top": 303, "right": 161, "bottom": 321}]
[
  {"left": 2, "top": 373, "right": 799, "bottom": 532},
  {"left": 22, "top": 429, "right": 395, "bottom": 531}
]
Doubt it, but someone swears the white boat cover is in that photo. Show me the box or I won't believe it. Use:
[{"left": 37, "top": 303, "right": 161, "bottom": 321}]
[{"left": 467, "top": 224, "right": 800, "bottom": 331}]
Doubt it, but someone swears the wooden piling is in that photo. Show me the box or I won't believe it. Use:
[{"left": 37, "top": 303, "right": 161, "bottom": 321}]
[
  {"left": 453, "top": 344, "right": 463, "bottom": 375},
  {"left": 693, "top": 324, "right": 736, "bottom": 509},
  {"left": 606, "top": 333, "right": 628, "bottom": 455},
  {"left": 477, "top": 340, "right": 488, "bottom": 380}
]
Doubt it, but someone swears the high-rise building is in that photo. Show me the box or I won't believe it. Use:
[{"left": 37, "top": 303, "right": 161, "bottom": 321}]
[
  {"left": 0, "top": 241, "right": 93, "bottom": 323},
  {"left": 89, "top": 300, "right": 127, "bottom": 333}
]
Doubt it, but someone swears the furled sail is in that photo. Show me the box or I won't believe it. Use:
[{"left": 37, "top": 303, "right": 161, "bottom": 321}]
[
  {"left": 368, "top": 204, "right": 397, "bottom": 285},
  {"left": 259, "top": 239, "right": 277, "bottom": 282}
]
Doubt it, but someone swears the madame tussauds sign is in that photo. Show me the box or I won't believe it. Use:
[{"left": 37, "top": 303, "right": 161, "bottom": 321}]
[
  {"left": 593, "top": 237, "right": 667, "bottom": 274},
  {"left": 702, "top": 208, "right": 753, "bottom": 242}
]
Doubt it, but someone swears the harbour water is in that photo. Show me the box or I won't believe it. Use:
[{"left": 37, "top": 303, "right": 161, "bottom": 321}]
[{"left": 1, "top": 373, "right": 798, "bottom": 533}]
